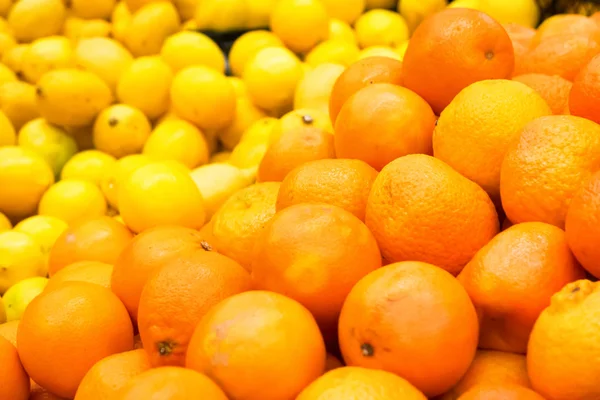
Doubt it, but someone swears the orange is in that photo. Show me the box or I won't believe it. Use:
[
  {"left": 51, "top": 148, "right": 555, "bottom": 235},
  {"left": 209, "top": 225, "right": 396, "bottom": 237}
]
[
  {"left": 210, "top": 182, "right": 280, "bottom": 271},
  {"left": 17, "top": 282, "right": 134, "bottom": 399},
  {"left": 433, "top": 79, "right": 552, "bottom": 202},
  {"left": 338, "top": 261, "right": 479, "bottom": 397},
  {"left": 0, "top": 320, "right": 19, "bottom": 346},
  {"left": 531, "top": 14, "right": 600, "bottom": 48},
  {"left": 569, "top": 53, "right": 600, "bottom": 124},
  {"left": 439, "top": 350, "right": 531, "bottom": 400},
  {"left": 46, "top": 261, "right": 113, "bottom": 292},
  {"left": 257, "top": 118, "right": 335, "bottom": 183},
  {"left": 503, "top": 23, "right": 535, "bottom": 78},
  {"left": 0, "top": 336, "right": 29, "bottom": 400},
  {"left": 115, "top": 367, "right": 227, "bottom": 399},
  {"left": 252, "top": 203, "right": 382, "bottom": 336},
  {"left": 29, "top": 381, "right": 68, "bottom": 400},
  {"left": 276, "top": 159, "right": 378, "bottom": 221},
  {"left": 402, "top": 8, "right": 514, "bottom": 114},
  {"left": 334, "top": 83, "right": 436, "bottom": 171},
  {"left": 48, "top": 216, "right": 134, "bottom": 276},
  {"left": 513, "top": 73, "right": 572, "bottom": 115},
  {"left": 566, "top": 171, "right": 600, "bottom": 277},
  {"left": 329, "top": 56, "right": 403, "bottom": 124},
  {"left": 519, "top": 34, "right": 600, "bottom": 81},
  {"left": 325, "top": 353, "right": 343, "bottom": 372},
  {"left": 111, "top": 225, "right": 207, "bottom": 322},
  {"left": 457, "top": 384, "right": 545, "bottom": 400},
  {"left": 186, "top": 291, "right": 326, "bottom": 400},
  {"left": 138, "top": 249, "right": 252, "bottom": 367},
  {"left": 458, "top": 222, "right": 585, "bottom": 354},
  {"left": 74, "top": 350, "right": 150, "bottom": 400},
  {"left": 366, "top": 154, "right": 499, "bottom": 275},
  {"left": 500, "top": 115, "right": 600, "bottom": 229},
  {"left": 527, "top": 279, "right": 600, "bottom": 399},
  {"left": 297, "top": 366, "right": 427, "bottom": 400}
]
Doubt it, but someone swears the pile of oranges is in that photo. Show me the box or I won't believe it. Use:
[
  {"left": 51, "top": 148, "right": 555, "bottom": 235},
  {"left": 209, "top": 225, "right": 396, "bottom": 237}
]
[{"left": 1, "top": 0, "right": 600, "bottom": 399}]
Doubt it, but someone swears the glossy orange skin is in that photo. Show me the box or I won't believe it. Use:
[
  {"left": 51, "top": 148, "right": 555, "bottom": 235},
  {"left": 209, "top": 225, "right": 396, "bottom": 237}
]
[
  {"left": 566, "top": 171, "right": 600, "bottom": 277},
  {"left": 138, "top": 250, "right": 252, "bottom": 367},
  {"left": 513, "top": 73, "right": 572, "bottom": 115},
  {"left": 111, "top": 225, "right": 207, "bottom": 323},
  {"left": 48, "top": 216, "right": 134, "bottom": 276},
  {"left": 338, "top": 261, "right": 479, "bottom": 397},
  {"left": 46, "top": 261, "right": 113, "bottom": 292},
  {"left": 503, "top": 23, "right": 535, "bottom": 77},
  {"left": 114, "top": 367, "right": 228, "bottom": 400},
  {"left": 569, "top": 53, "right": 600, "bottom": 124},
  {"left": 334, "top": 83, "right": 436, "bottom": 171},
  {"left": 0, "top": 320, "right": 19, "bottom": 346},
  {"left": 0, "top": 336, "right": 29, "bottom": 400},
  {"left": 500, "top": 115, "right": 600, "bottom": 229},
  {"left": 276, "top": 158, "right": 378, "bottom": 221},
  {"left": 458, "top": 222, "right": 585, "bottom": 354},
  {"left": 438, "top": 350, "right": 531, "bottom": 400},
  {"left": 17, "top": 282, "right": 134, "bottom": 399},
  {"left": 186, "top": 291, "right": 326, "bottom": 400},
  {"left": 74, "top": 350, "right": 151, "bottom": 400},
  {"left": 402, "top": 8, "right": 514, "bottom": 114},
  {"left": 257, "top": 125, "right": 335, "bottom": 183},
  {"left": 457, "top": 385, "right": 545, "bottom": 400},
  {"left": 366, "top": 154, "right": 499, "bottom": 276},
  {"left": 329, "top": 56, "right": 403, "bottom": 125},
  {"left": 252, "top": 203, "right": 381, "bottom": 337}
]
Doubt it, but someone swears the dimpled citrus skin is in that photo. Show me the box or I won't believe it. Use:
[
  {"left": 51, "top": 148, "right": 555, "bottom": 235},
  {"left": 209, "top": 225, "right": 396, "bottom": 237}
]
[
  {"left": 457, "top": 384, "right": 545, "bottom": 400},
  {"left": 500, "top": 115, "right": 600, "bottom": 229},
  {"left": 297, "top": 366, "right": 427, "bottom": 400},
  {"left": 458, "top": 222, "right": 586, "bottom": 354},
  {"left": 366, "top": 154, "right": 499, "bottom": 275},
  {"left": 527, "top": 280, "right": 600, "bottom": 400},
  {"left": 569, "top": 53, "right": 600, "bottom": 124},
  {"left": 0, "top": 336, "right": 29, "bottom": 400}
]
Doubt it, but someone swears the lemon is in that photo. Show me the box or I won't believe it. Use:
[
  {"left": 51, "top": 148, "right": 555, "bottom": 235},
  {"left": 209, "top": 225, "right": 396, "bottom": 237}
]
[
  {"left": 228, "top": 76, "right": 247, "bottom": 97},
  {"left": 210, "top": 151, "right": 231, "bottom": 163},
  {"left": 181, "top": 19, "right": 198, "bottom": 30},
  {"left": 399, "top": 0, "right": 447, "bottom": 32},
  {"left": 74, "top": 37, "right": 134, "bottom": 92},
  {"left": 0, "top": 64, "right": 16, "bottom": 85},
  {"left": 36, "top": 68, "right": 114, "bottom": 128},
  {"left": 270, "top": 0, "right": 329, "bottom": 54},
  {"left": 60, "top": 149, "right": 116, "bottom": 186},
  {"left": 0, "top": 0, "right": 12, "bottom": 17},
  {"left": 21, "top": 36, "right": 74, "bottom": 84},
  {"left": 63, "top": 17, "right": 112, "bottom": 42},
  {"left": 93, "top": 104, "right": 151, "bottom": 158},
  {"left": 111, "top": 1, "right": 132, "bottom": 43},
  {"left": 229, "top": 31, "right": 284, "bottom": 78},
  {"left": 321, "top": 0, "right": 365, "bottom": 24},
  {"left": 0, "top": 231, "right": 46, "bottom": 294},
  {"left": 356, "top": 10, "right": 410, "bottom": 49},
  {"left": 7, "top": 0, "right": 66, "bottom": 42},
  {"left": 194, "top": 0, "right": 249, "bottom": 33},
  {"left": 116, "top": 56, "right": 173, "bottom": 120},
  {"left": 174, "top": 0, "right": 198, "bottom": 20},
  {"left": 447, "top": 0, "right": 483, "bottom": 8},
  {"left": 190, "top": 163, "right": 255, "bottom": 219},
  {"left": 228, "top": 141, "right": 268, "bottom": 170},
  {"left": 18, "top": 118, "right": 78, "bottom": 177},
  {"left": 305, "top": 40, "right": 360, "bottom": 67},
  {"left": 171, "top": 65, "right": 237, "bottom": 131},
  {"left": 160, "top": 31, "right": 225, "bottom": 73},
  {"left": 143, "top": 119, "right": 210, "bottom": 169},
  {"left": 100, "top": 154, "right": 151, "bottom": 210},
  {"left": 0, "top": 147, "right": 54, "bottom": 221},
  {"left": 69, "top": 0, "right": 116, "bottom": 19},
  {"left": 243, "top": 46, "right": 303, "bottom": 117},
  {"left": 328, "top": 19, "right": 357, "bottom": 45},
  {"left": 366, "top": 0, "right": 396, "bottom": 8},
  {"left": 0, "top": 212, "right": 11, "bottom": 232},
  {"left": 357, "top": 45, "right": 403, "bottom": 60},
  {"left": 38, "top": 179, "right": 107, "bottom": 224},
  {"left": 13, "top": 215, "right": 67, "bottom": 255},
  {"left": 124, "top": 2, "right": 180, "bottom": 57},
  {"left": 125, "top": 0, "right": 160, "bottom": 12},
  {"left": 478, "top": 0, "right": 540, "bottom": 28},
  {"left": 0, "top": 81, "right": 39, "bottom": 131},
  {"left": 118, "top": 161, "right": 206, "bottom": 233},
  {"left": 2, "top": 276, "right": 48, "bottom": 321},
  {"left": 0, "top": 32, "right": 15, "bottom": 59},
  {"left": 2, "top": 44, "right": 29, "bottom": 75},
  {"left": 0, "top": 109, "right": 15, "bottom": 146},
  {"left": 294, "top": 63, "right": 345, "bottom": 118},
  {"left": 239, "top": 116, "right": 278, "bottom": 144},
  {"left": 272, "top": 108, "right": 333, "bottom": 144}
]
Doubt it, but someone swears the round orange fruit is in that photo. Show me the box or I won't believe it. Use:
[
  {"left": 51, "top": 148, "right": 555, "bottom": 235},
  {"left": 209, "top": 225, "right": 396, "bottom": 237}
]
[
  {"left": 513, "top": 73, "right": 572, "bottom": 115},
  {"left": 569, "top": 53, "right": 600, "bottom": 124},
  {"left": 338, "top": 261, "right": 479, "bottom": 397},
  {"left": 46, "top": 261, "right": 113, "bottom": 292},
  {"left": 0, "top": 336, "right": 29, "bottom": 400},
  {"left": 457, "top": 384, "right": 545, "bottom": 400}
]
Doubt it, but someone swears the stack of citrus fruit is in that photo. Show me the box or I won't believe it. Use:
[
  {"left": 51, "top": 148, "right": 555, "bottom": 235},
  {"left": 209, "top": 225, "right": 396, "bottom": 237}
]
[{"left": 2, "top": 0, "right": 600, "bottom": 398}]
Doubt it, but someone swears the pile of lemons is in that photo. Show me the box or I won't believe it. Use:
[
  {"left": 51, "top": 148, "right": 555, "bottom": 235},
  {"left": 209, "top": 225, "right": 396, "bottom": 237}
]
[{"left": 0, "top": 0, "right": 538, "bottom": 320}]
